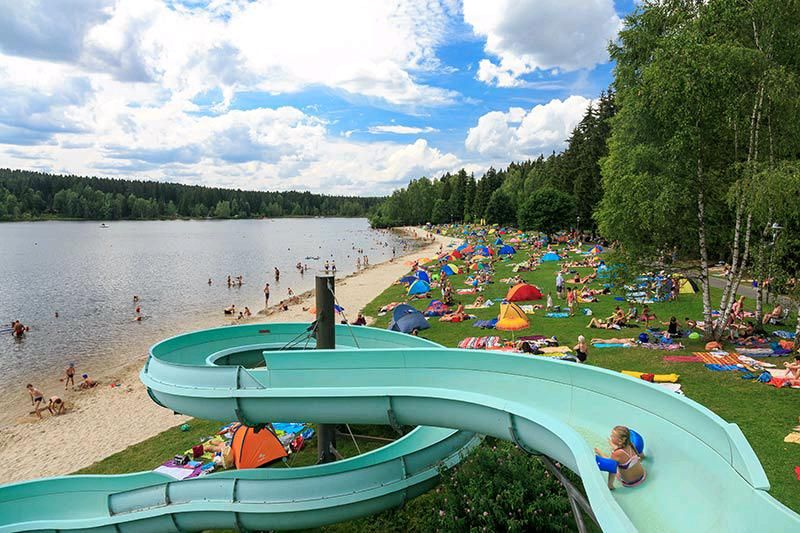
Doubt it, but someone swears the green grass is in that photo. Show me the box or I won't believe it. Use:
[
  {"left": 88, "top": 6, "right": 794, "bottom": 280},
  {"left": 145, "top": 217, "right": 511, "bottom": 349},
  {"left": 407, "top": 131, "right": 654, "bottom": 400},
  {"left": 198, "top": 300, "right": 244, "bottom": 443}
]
[
  {"left": 75, "top": 237, "right": 800, "bottom": 529},
  {"left": 76, "top": 422, "right": 395, "bottom": 475},
  {"left": 360, "top": 242, "right": 799, "bottom": 513}
]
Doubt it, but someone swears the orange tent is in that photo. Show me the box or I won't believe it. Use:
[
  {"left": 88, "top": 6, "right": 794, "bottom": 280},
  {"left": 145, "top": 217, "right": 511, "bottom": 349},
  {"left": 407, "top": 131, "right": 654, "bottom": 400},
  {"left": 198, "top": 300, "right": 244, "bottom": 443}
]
[
  {"left": 506, "top": 283, "right": 543, "bottom": 301},
  {"left": 496, "top": 303, "right": 529, "bottom": 332},
  {"left": 231, "top": 425, "right": 288, "bottom": 469}
]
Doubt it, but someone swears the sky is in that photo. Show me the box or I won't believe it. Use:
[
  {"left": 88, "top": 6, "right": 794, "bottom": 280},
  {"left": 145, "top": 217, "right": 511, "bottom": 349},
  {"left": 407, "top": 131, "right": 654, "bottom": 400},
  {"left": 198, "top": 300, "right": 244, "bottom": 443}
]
[{"left": 0, "top": 0, "right": 638, "bottom": 195}]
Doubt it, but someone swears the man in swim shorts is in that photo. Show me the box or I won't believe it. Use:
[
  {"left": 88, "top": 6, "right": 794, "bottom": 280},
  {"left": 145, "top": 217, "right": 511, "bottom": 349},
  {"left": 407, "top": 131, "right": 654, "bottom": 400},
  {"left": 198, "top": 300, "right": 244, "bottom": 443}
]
[{"left": 27, "top": 384, "right": 44, "bottom": 419}]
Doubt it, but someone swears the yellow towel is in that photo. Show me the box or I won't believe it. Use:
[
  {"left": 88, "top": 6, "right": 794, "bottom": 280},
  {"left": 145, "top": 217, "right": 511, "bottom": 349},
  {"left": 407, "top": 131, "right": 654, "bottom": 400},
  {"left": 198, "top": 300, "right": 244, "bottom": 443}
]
[{"left": 622, "top": 370, "right": 680, "bottom": 383}]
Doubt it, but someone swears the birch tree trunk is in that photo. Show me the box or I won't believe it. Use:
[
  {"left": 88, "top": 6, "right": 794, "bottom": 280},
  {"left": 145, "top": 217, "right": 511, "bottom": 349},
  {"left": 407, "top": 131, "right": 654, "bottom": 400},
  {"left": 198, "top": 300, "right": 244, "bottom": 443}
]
[{"left": 697, "top": 172, "right": 713, "bottom": 340}]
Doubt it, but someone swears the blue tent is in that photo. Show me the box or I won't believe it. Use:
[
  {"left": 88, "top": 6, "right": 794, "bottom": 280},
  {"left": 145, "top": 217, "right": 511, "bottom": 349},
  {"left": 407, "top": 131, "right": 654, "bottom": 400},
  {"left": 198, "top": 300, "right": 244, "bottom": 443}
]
[
  {"left": 388, "top": 304, "right": 430, "bottom": 334},
  {"left": 498, "top": 245, "right": 516, "bottom": 255},
  {"left": 456, "top": 243, "right": 468, "bottom": 252},
  {"left": 541, "top": 251, "right": 560, "bottom": 262},
  {"left": 494, "top": 238, "right": 503, "bottom": 245},
  {"left": 399, "top": 275, "right": 416, "bottom": 285},
  {"left": 440, "top": 264, "right": 457, "bottom": 276},
  {"left": 474, "top": 245, "right": 490, "bottom": 256},
  {"left": 407, "top": 279, "right": 430, "bottom": 295},
  {"left": 415, "top": 270, "right": 430, "bottom": 283}
]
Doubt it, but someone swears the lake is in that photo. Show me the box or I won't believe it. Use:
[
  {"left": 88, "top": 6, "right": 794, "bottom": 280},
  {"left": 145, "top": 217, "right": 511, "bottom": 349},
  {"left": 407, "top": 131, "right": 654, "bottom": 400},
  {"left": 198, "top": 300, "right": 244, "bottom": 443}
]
[{"left": 0, "top": 218, "right": 407, "bottom": 418}]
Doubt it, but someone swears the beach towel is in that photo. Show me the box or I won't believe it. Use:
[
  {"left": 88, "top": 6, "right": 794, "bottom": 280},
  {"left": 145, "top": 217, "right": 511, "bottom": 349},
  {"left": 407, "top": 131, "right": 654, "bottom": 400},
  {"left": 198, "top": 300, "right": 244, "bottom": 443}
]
[
  {"left": 519, "top": 304, "right": 536, "bottom": 314},
  {"left": 694, "top": 352, "right": 740, "bottom": 366},
  {"left": 737, "top": 347, "right": 785, "bottom": 357},
  {"left": 273, "top": 423, "right": 307, "bottom": 435},
  {"left": 657, "top": 383, "right": 683, "bottom": 394},
  {"left": 704, "top": 364, "right": 740, "bottom": 372},
  {"left": 773, "top": 330, "right": 796, "bottom": 340},
  {"left": 784, "top": 433, "right": 800, "bottom": 445},
  {"left": 538, "top": 346, "right": 572, "bottom": 354},
  {"left": 662, "top": 355, "right": 702, "bottom": 363},
  {"left": 593, "top": 343, "right": 632, "bottom": 349},
  {"left": 472, "top": 318, "right": 498, "bottom": 329},
  {"left": 738, "top": 355, "right": 776, "bottom": 368},
  {"left": 545, "top": 312, "right": 570, "bottom": 318}
]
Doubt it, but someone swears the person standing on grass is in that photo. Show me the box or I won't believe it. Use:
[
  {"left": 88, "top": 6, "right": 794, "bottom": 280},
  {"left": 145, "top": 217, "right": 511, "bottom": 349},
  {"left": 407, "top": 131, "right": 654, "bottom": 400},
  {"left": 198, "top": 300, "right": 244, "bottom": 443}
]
[{"left": 556, "top": 272, "right": 564, "bottom": 299}]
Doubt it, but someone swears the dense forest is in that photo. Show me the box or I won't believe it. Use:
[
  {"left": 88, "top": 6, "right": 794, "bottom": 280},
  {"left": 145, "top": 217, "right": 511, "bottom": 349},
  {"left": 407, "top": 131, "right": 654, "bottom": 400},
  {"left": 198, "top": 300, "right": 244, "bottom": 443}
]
[
  {"left": 0, "top": 170, "right": 381, "bottom": 220},
  {"left": 368, "top": 90, "right": 616, "bottom": 233}
]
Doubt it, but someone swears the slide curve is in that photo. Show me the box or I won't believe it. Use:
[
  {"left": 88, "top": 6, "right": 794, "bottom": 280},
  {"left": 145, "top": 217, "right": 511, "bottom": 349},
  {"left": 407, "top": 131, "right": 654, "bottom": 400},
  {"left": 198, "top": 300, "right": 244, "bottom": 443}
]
[{"left": 1, "top": 323, "right": 798, "bottom": 532}]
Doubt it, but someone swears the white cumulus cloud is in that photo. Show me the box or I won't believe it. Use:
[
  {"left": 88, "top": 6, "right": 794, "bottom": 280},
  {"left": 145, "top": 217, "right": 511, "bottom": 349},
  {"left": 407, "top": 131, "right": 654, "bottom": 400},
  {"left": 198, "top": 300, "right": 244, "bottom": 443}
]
[
  {"left": 368, "top": 125, "right": 438, "bottom": 135},
  {"left": 465, "top": 95, "right": 592, "bottom": 159},
  {"left": 463, "top": 0, "right": 621, "bottom": 87}
]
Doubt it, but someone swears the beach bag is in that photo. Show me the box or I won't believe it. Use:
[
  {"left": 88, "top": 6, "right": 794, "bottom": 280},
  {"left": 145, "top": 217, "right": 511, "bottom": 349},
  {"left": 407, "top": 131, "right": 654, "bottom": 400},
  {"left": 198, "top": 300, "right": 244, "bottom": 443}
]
[{"left": 638, "top": 333, "right": 649, "bottom": 343}]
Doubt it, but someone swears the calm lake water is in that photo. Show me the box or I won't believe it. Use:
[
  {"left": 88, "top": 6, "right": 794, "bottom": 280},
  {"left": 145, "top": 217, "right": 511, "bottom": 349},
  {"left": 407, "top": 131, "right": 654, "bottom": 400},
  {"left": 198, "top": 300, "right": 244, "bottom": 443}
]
[{"left": 0, "top": 219, "right": 407, "bottom": 405}]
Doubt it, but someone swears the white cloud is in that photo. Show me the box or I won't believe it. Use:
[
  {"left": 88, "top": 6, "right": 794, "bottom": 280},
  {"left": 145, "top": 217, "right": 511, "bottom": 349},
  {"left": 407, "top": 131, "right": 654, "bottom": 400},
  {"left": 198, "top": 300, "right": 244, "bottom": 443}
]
[
  {"left": 368, "top": 125, "right": 438, "bottom": 135},
  {"left": 465, "top": 96, "right": 591, "bottom": 159},
  {"left": 463, "top": 0, "right": 620, "bottom": 86}
]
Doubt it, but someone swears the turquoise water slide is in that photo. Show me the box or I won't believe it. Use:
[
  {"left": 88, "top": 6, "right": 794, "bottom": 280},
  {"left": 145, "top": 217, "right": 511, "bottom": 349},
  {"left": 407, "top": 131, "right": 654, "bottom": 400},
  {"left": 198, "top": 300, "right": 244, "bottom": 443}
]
[{"left": 1, "top": 323, "right": 798, "bottom": 532}]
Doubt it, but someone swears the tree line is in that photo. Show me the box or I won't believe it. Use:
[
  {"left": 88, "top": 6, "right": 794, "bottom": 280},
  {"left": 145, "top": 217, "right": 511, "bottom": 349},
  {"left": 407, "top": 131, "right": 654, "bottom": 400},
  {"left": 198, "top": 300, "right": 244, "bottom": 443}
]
[
  {"left": 369, "top": 90, "right": 616, "bottom": 235},
  {"left": 0, "top": 169, "right": 380, "bottom": 221}
]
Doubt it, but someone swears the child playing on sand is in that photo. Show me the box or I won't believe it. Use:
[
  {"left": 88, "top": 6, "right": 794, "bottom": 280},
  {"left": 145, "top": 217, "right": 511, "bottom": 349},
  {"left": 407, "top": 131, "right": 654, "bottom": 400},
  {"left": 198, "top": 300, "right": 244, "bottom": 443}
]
[
  {"left": 27, "top": 384, "right": 44, "bottom": 419},
  {"left": 594, "top": 426, "right": 646, "bottom": 489},
  {"left": 48, "top": 396, "right": 65, "bottom": 415},
  {"left": 78, "top": 374, "right": 97, "bottom": 390}
]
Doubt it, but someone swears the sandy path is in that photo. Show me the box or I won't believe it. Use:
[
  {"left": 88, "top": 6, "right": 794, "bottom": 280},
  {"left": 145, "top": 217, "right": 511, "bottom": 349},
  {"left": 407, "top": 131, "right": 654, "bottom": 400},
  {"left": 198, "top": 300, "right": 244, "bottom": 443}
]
[{"left": 0, "top": 227, "right": 457, "bottom": 483}]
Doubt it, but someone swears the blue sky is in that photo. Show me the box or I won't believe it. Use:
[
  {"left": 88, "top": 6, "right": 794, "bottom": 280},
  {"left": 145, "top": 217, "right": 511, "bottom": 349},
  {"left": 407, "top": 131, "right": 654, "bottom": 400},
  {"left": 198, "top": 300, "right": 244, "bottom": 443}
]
[{"left": 0, "top": 0, "right": 638, "bottom": 195}]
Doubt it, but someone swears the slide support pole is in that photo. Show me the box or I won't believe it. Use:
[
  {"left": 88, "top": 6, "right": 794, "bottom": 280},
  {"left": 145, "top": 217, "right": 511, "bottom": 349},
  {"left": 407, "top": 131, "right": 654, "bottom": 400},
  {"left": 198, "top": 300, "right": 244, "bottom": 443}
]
[
  {"left": 539, "top": 456, "right": 598, "bottom": 533},
  {"left": 316, "top": 275, "right": 338, "bottom": 464}
]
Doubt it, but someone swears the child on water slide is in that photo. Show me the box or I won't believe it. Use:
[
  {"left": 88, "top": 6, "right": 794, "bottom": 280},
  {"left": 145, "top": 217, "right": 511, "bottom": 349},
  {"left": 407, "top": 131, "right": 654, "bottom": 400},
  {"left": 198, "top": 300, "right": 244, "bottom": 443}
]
[{"left": 595, "top": 426, "right": 646, "bottom": 489}]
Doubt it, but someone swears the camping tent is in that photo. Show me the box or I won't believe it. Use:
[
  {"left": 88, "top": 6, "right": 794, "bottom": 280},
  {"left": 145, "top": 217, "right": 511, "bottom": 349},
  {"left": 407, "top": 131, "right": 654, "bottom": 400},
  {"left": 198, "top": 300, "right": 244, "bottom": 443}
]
[
  {"left": 441, "top": 264, "right": 460, "bottom": 276},
  {"left": 676, "top": 277, "right": 698, "bottom": 294},
  {"left": 388, "top": 304, "right": 430, "bottom": 334},
  {"left": 589, "top": 245, "right": 604, "bottom": 255},
  {"left": 506, "top": 283, "right": 543, "bottom": 301},
  {"left": 541, "top": 251, "right": 560, "bottom": 262},
  {"left": 407, "top": 279, "right": 430, "bottom": 295},
  {"left": 474, "top": 245, "right": 492, "bottom": 256},
  {"left": 496, "top": 303, "right": 529, "bottom": 332},
  {"left": 399, "top": 275, "right": 416, "bottom": 285},
  {"left": 494, "top": 238, "right": 503, "bottom": 245},
  {"left": 415, "top": 270, "right": 430, "bottom": 283},
  {"left": 230, "top": 425, "right": 288, "bottom": 469},
  {"left": 498, "top": 245, "right": 516, "bottom": 255}
]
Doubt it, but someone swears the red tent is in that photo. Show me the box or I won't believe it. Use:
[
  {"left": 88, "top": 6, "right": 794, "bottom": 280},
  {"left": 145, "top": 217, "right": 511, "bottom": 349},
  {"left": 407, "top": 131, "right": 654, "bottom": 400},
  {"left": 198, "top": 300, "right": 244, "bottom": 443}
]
[
  {"left": 506, "top": 283, "right": 543, "bottom": 302},
  {"left": 449, "top": 250, "right": 463, "bottom": 260}
]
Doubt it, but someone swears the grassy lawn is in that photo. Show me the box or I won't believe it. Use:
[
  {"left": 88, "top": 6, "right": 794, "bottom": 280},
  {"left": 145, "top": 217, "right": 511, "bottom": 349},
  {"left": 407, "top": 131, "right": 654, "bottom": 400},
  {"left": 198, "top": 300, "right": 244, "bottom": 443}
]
[
  {"left": 359, "top": 241, "right": 800, "bottom": 513},
  {"left": 74, "top": 236, "right": 799, "bottom": 530},
  {"left": 76, "top": 422, "right": 395, "bottom": 475}
]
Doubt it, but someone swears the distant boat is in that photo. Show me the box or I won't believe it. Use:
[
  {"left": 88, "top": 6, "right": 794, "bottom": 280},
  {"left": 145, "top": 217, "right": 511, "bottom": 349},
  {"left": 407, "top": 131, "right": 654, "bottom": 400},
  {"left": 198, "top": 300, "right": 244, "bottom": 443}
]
[{"left": 100, "top": 223, "right": 110, "bottom": 228}]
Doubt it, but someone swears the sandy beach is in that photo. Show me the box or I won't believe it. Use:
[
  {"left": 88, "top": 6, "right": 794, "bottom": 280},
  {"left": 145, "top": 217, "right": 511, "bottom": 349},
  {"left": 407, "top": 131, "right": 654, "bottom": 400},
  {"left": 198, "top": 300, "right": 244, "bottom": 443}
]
[{"left": 0, "top": 227, "right": 458, "bottom": 483}]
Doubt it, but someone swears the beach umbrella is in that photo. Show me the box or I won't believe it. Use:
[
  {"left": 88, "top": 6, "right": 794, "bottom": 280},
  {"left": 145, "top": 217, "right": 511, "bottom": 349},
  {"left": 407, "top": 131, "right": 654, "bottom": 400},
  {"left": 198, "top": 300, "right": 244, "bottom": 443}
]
[
  {"left": 541, "top": 251, "right": 560, "bottom": 262},
  {"left": 440, "top": 264, "right": 460, "bottom": 276},
  {"left": 407, "top": 280, "right": 431, "bottom": 296}
]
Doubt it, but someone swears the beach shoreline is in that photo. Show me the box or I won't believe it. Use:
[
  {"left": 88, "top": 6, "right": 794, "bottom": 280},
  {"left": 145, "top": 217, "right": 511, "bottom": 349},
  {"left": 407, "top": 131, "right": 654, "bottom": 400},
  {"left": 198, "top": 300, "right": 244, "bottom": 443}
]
[{"left": 0, "top": 227, "right": 457, "bottom": 483}]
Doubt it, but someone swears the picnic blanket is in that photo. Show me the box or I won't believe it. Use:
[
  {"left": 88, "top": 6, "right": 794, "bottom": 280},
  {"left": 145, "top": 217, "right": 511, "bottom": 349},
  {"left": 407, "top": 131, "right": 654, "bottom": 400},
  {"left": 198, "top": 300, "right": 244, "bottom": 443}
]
[
  {"left": 662, "top": 355, "right": 702, "bottom": 363},
  {"left": 694, "top": 352, "right": 740, "bottom": 366},
  {"left": 639, "top": 342, "right": 684, "bottom": 351},
  {"left": 737, "top": 347, "right": 790, "bottom": 357},
  {"left": 773, "top": 330, "right": 796, "bottom": 340}
]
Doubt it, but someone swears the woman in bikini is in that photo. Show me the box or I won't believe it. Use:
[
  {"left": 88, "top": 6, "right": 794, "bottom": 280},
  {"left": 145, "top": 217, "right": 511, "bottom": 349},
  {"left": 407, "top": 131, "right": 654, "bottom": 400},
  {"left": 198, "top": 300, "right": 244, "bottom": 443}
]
[{"left": 595, "top": 426, "right": 646, "bottom": 489}]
